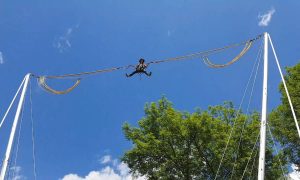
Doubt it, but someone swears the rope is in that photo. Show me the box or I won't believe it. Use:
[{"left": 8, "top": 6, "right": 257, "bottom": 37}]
[
  {"left": 38, "top": 76, "right": 81, "bottom": 95},
  {"left": 148, "top": 42, "right": 244, "bottom": 65},
  {"left": 35, "top": 34, "right": 262, "bottom": 95},
  {"left": 240, "top": 132, "right": 260, "bottom": 179},
  {"left": 148, "top": 34, "right": 262, "bottom": 66},
  {"left": 203, "top": 40, "right": 253, "bottom": 68},
  {"left": 0, "top": 77, "right": 26, "bottom": 129},
  {"left": 248, "top": 149, "right": 259, "bottom": 180},
  {"left": 214, "top": 60, "right": 255, "bottom": 180},
  {"left": 229, "top": 40, "right": 263, "bottom": 179},
  {"left": 267, "top": 123, "right": 286, "bottom": 179},
  {"left": 43, "top": 65, "right": 134, "bottom": 79},
  {"left": 213, "top": 43, "right": 260, "bottom": 179},
  {"left": 41, "top": 35, "right": 259, "bottom": 79},
  {"left": 29, "top": 79, "right": 37, "bottom": 180}
]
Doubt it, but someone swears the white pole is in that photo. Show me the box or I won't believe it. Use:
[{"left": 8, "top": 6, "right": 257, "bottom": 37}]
[
  {"left": 258, "top": 32, "right": 268, "bottom": 180},
  {"left": 0, "top": 77, "right": 26, "bottom": 129},
  {"left": 268, "top": 34, "right": 300, "bottom": 139},
  {"left": 0, "top": 74, "right": 31, "bottom": 180}
]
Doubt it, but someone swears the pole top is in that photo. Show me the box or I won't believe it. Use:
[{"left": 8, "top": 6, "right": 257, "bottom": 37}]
[{"left": 25, "top": 73, "right": 35, "bottom": 79}]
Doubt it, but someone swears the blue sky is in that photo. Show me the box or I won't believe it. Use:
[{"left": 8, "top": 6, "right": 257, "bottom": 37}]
[{"left": 0, "top": 0, "right": 300, "bottom": 179}]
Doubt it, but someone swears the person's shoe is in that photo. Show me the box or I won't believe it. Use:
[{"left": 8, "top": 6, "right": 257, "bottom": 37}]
[
  {"left": 148, "top": 72, "right": 152, "bottom": 76},
  {"left": 126, "top": 73, "right": 129, "bottom": 77}
]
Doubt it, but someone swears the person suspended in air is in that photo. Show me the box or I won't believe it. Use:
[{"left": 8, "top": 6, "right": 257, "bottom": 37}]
[{"left": 126, "top": 58, "right": 152, "bottom": 77}]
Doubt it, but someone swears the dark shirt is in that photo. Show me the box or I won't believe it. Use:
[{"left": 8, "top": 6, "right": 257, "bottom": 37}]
[{"left": 136, "top": 63, "right": 147, "bottom": 71}]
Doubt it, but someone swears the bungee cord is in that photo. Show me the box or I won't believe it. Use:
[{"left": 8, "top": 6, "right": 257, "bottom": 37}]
[
  {"left": 41, "top": 34, "right": 262, "bottom": 79},
  {"left": 35, "top": 34, "right": 262, "bottom": 95},
  {"left": 203, "top": 40, "right": 253, "bottom": 68},
  {"left": 38, "top": 76, "right": 81, "bottom": 95}
]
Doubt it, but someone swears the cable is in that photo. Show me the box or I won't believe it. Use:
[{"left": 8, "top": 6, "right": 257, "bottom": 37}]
[
  {"left": 213, "top": 40, "right": 261, "bottom": 179},
  {"left": 240, "top": 131, "right": 260, "bottom": 179},
  {"left": 214, "top": 82, "right": 249, "bottom": 179},
  {"left": 29, "top": 79, "right": 37, "bottom": 180},
  {"left": 229, "top": 40, "right": 263, "bottom": 179},
  {"left": 240, "top": 123, "right": 286, "bottom": 180},
  {"left": 244, "top": 40, "right": 263, "bottom": 115},
  {"left": 0, "top": 77, "right": 26, "bottom": 129},
  {"left": 267, "top": 123, "right": 286, "bottom": 179},
  {"left": 42, "top": 35, "right": 261, "bottom": 79},
  {"left": 35, "top": 34, "right": 262, "bottom": 95},
  {"left": 248, "top": 147, "right": 259, "bottom": 180}
]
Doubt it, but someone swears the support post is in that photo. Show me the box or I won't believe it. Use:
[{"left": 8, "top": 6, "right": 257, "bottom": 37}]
[
  {"left": 0, "top": 74, "right": 31, "bottom": 180},
  {"left": 0, "top": 77, "right": 26, "bottom": 129},
  {"left": 258, "top": 32, "right": 268, "bottom": 180},
  {"left": 268, "top": 34, "right": 300, "bottom": 139}
]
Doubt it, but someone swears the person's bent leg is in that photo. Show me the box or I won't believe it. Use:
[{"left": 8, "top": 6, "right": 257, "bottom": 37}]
[
  {"left": 126, "top": 71, "right": 138, "bottom": 77},
  {"left": 142, "top": 71, "right": 152, "bottom": 76}
]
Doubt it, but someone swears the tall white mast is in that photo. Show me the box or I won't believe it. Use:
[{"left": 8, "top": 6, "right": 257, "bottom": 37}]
[
  {"left": 0, "top": 74, "right": 31, "bottom": 180},
  {"left": 258, "top": 32, "right": 268, "bottom": 180}
]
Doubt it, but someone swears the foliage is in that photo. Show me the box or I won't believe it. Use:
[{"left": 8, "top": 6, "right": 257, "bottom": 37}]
[
  {"left": 269, "top": 63, "right": 300, "bottom": 170},
  {"left": 122, "top": 97, "right": 287, "bottom": 179}
]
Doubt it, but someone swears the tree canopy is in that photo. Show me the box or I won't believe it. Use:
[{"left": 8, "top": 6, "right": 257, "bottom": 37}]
[
  {"left": 269, "top": 63, "right": 300, "bottom": 170},
  {"left": 122, "top": 98, "right": 287, "bottom": 179}
]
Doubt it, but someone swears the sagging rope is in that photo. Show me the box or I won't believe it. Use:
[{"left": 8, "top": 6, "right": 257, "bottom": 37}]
[
  {"left": 149, "top": 35, "right": 260, "bottom": 67},
  {"left": 38, "top": 76, "right": 81, "bottom": 95},
  {"left": 36, "top": 34, "right": 262, "bottom": 95},
  {"left": 203, "top": 40, "right": 253, "bottom": 68}
]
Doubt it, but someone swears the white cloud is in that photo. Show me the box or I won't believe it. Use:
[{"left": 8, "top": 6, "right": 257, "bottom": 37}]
[
  {"left": 60, "top": 174, "right": 83, "bottom": 180},
  {"left": 258, "top": 8, "right": 276, "bottom": 27},
  {"left": 10, "top": 166, "right": 26, "bottom": 180},
  {"left": 61, "top": 156, "right": 145, "bottom": 180},
  {"left": 288, "top": 164, "right": 300, "bottom": 180},
  {"left": 100, "top": 155, "right": 112, "bottom": 164},
  {"left": 0, "top": 51, "right": 4, "bottom": 64},
  {"left": 53, "top": 24, "right": 80, "bottom": 53},
  {"left": 61, "top": 166, "right": 145, "bottom": 180},
  {"left": 117, "top": 162, "right": 129, "bottom": 177}
]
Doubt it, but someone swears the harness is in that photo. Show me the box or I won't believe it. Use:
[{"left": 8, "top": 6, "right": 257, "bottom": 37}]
[{"left": 136, "top": 63, "right": 147, "bottom": 71}]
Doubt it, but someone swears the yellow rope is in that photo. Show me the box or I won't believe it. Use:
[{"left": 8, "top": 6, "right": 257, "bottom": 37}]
[
  {"left": 35, "top": 34, "right": 262, "bottom": 95},
  {"left": 38, "top": 76, "right": 81, "bottom": 95},
  {"left": 203, "top": 40, "right": 253, "bottom": 68},
  {"left": 45, "top": 65, "right": 134, "bottom": 79},
  {"left": 42, "top": 34, "right": 262, "bottom": 79}
]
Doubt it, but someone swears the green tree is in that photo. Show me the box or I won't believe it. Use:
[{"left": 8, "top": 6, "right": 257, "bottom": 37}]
[
  {"left": 122, "top": 97, "right": 287, "bottom": 179},
  {"left": 269, "top": 63, "right": 300, "bottom": 170}
]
